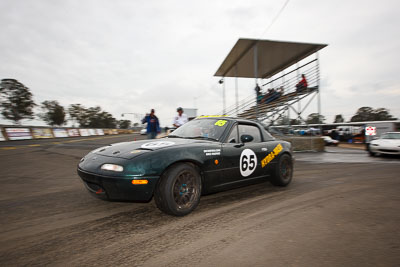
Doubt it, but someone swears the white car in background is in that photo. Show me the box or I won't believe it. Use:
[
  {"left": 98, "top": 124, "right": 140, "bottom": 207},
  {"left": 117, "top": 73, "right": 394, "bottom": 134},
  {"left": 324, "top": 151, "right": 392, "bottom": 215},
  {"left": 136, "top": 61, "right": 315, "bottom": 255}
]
[
  {"left": 140, "top": 128, "right": 147, "bottom": 135},
  {"left": 322, "top": 136, "right": 339, "bottom": 146},
  {"left": 369, "top": 132, "right": 400, "bottom": 156}
]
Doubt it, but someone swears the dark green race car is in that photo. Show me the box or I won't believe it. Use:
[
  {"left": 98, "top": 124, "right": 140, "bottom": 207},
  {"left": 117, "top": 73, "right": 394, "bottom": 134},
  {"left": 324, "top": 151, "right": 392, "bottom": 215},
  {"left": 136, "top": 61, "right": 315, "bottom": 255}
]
[{"left": 78, "top": 117, "right": 294, "bottom": 216}]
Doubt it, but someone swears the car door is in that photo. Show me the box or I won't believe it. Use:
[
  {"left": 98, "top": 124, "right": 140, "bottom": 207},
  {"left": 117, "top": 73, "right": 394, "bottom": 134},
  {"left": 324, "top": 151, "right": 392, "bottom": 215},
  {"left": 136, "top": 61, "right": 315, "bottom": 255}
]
[{"left": 218, "top": 123, "right": 272, "bottom": 187}]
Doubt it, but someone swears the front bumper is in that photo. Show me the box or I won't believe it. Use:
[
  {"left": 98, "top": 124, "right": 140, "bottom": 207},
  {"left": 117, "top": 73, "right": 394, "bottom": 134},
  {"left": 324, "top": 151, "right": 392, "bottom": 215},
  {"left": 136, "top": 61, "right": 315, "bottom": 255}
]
[
  {"left": 369, "top": 145, "right": 400, "bottom": 155},
  {"left": 77, "top": 168, "right": 159, "bottom": 202}
]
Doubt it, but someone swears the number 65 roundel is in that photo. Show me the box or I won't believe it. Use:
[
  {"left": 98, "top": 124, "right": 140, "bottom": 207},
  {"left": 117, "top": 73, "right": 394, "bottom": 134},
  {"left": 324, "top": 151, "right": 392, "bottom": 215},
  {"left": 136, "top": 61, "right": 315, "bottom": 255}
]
[{"left": 240, "top": 149, "right": 257, "bottom": 177}]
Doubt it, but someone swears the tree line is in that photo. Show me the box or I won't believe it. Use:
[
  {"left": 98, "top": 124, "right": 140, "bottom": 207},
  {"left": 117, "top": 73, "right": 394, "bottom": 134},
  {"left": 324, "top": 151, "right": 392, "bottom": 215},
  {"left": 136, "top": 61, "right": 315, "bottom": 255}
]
[
  {"left": 0, "top": 79, "right": 133, "bottom": 128},
  {"left": 1, "top": 79, "right": 397, "bottom": 127},
  {"left": 276, "top": 106, "right": 397, "bottom": 125}
]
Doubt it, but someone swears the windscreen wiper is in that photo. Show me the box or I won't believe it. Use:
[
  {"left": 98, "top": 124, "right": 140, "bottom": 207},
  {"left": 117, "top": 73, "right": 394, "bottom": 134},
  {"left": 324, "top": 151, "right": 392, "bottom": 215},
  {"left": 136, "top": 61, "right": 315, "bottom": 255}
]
[
  {"left": 167, "top": 135, "right": 184, "bottom": 138},
  {"left": 185, "top": 136, "right": 219, "bottom": 142}
]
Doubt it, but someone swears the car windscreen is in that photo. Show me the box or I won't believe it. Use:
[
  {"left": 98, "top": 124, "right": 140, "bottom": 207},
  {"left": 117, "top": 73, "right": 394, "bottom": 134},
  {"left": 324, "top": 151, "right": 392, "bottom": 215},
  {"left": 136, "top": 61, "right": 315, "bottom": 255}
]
[
  {"left": 381, "top": 133, "right": 400, "bottom": 139},
  {"left": 168, "top": 118, "right": 230, "bottom": 141}
]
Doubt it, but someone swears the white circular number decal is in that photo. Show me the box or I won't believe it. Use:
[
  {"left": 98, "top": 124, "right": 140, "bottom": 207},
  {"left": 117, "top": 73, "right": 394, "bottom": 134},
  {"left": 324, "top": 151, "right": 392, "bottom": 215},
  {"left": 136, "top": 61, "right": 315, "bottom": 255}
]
[
  {"left": 240, "top": 149, "right": 257, "bottom": 177},
  {"left": 141, "top": 141, "right": 175, "bottom": 149}
]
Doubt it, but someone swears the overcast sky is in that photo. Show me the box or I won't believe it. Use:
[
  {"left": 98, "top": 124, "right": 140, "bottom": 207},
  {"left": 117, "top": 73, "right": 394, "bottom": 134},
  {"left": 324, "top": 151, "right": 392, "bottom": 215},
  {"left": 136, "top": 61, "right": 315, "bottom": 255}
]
[{"left": 1, "top": 0, "right": 399, "bottom": 127}]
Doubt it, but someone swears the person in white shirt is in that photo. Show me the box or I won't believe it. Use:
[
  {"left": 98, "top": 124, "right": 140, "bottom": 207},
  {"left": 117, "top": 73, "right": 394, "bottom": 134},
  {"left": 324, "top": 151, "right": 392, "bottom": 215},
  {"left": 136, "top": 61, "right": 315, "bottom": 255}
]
[{"left": 173, "top": 107, "right": 188, "bottom": 128}]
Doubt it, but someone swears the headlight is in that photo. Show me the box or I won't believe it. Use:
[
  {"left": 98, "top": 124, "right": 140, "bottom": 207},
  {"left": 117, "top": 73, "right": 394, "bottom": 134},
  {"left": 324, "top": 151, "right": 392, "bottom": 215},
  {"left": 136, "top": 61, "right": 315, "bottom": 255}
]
[{"left": 101, "top": 164, "right": 124, "bottom": 172}]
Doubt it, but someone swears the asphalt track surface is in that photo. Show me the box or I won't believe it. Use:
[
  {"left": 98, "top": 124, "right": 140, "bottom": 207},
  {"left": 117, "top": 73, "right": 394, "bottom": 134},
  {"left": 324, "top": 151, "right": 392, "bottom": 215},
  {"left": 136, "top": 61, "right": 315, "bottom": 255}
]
[{"left": 1, "top": 134, "right": 399, "bottom": 266}]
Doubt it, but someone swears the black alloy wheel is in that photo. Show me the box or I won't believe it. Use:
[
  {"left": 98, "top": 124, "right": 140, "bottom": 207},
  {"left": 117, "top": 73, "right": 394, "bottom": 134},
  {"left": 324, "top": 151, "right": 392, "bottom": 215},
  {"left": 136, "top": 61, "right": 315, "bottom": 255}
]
[
  {"left": 154, "top": 163, "right": 201, "bottom": 216},
  {"left": 270, "top": 154, "right": 293, "bottom": 187}
]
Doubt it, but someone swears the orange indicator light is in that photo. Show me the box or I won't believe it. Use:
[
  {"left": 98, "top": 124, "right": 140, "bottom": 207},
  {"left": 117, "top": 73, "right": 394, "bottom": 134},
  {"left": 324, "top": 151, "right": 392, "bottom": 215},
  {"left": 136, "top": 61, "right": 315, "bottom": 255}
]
[
  {"left": 214, "top": 159, "right": 219, "bottom": 165},
  {"left": 132, "top": 179, "right": 149, "bottom": 185},
  {"left": 95, "top": 188, "right": 104, "bottom": 194}
]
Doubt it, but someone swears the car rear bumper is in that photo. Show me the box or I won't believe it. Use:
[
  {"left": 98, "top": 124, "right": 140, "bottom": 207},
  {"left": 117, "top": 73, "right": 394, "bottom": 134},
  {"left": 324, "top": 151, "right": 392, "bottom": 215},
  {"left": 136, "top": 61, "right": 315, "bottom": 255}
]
[{"left": 77, "top": 168, "right": 159, "bottom": 202}]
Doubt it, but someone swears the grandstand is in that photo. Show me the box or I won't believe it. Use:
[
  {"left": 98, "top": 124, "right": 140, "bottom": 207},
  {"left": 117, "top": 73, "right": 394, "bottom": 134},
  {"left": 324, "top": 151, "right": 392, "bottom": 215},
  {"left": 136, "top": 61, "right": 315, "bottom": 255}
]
[{"left": 214, "top": 38, "right": 327, "bottom": 126}]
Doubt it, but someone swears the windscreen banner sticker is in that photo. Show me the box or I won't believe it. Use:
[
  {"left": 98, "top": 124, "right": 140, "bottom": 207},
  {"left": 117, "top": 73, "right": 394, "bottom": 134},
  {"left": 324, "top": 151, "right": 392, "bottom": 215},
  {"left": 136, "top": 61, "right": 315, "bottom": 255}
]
[
  {"left": 261, "top": 144, "right": 283, "bottom": 168},
  {"left": 198, "top": 115, "right": 227, "bottom": 118},
  {"left": 203, "top": 149, "right": 221, "bottom": 156},
  {"left": 240, "top": 149, "right": 257, "bottom": 177},
  {"left": 214, "top": 120, "right": 227, "bottom": 127},
  {"left": 141, "top": 141, "right": 175, "bottom": 149}
]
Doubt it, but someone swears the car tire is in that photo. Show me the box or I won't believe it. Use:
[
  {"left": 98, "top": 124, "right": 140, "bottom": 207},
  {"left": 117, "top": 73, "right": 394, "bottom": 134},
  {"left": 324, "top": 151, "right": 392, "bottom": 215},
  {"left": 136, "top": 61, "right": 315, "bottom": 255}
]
[
  {"left": 154, "top": 163, "right": 201, "bottom": 216},
  {"left": 369, "top": 150, "right": 376, "bottom": 157},
  {"left": 270, "top": 154, "right": 293, "bottom": 187}
]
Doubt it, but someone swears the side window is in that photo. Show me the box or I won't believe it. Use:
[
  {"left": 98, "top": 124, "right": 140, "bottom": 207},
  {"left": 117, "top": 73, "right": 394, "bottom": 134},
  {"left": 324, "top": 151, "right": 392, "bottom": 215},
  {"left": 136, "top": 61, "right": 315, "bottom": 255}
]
[
  {"left": 238, "top": 124, "right": 262, "bottom": 143},
  {"left": 226, "top": 125, "right": 238, "bottom": 143}
]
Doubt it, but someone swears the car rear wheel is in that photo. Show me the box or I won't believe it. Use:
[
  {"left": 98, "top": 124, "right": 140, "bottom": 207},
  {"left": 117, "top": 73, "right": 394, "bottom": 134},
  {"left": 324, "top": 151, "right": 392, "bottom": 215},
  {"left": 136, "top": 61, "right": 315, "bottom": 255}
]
[
  {"left": 154, "top": 163, "right": 201, "bottom": 216},
  {"left": 270, "top": 154, "right": 293, "bottom": 187}
]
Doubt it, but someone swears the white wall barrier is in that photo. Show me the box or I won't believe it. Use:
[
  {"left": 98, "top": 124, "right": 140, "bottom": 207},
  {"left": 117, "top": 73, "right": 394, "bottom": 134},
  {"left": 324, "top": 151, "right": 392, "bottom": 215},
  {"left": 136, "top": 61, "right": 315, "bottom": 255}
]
[
  {"left": 32, "top": 128, "right": 53, "bottom": 139},
  {"left": 67, "top": 129, "right": 80, "bottom": 137},
  {"left": 79, "top": 129, "right": 90, "bottom": 137},
  {"left": 53, "top": 128, "right": 69, "bottom": 138},
  {"left": 0, "top": 127, "right": 135, "bottom": 141},
  {"left": 5, "top": 128, "right": 33, "bottom": 140},
  {"left": 0, "top": 128, "right": 5, "bottom": 141}
]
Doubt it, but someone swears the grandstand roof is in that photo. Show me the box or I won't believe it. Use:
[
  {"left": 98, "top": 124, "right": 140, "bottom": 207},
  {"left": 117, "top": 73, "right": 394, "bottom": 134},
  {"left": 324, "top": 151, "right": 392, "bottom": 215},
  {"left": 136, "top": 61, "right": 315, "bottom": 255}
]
[{"left": 214, "top": 38, "right": 327, "bottom": 79}]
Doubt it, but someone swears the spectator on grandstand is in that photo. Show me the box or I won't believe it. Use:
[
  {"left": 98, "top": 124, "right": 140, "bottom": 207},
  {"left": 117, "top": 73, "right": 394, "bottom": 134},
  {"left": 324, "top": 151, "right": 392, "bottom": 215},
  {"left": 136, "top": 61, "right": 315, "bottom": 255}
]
[
  {"left": 260, "top": 88, "right": 271, "bottom": 102},
  {"left": 296, "top": 74, "right": 308, "bottom": 92},
  {"left": 255, "top": 84, "right": 263, "bottom": 103},
  {"left": 262, "top": 87, "right": 284, "bottom": 104}
]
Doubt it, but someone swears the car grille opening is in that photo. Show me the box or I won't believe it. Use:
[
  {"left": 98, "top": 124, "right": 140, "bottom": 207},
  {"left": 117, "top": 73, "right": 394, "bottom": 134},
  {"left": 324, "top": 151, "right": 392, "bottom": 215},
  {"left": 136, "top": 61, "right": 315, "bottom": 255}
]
[{"left": 379, "top": 149, "right": 398, "bottom": 153}]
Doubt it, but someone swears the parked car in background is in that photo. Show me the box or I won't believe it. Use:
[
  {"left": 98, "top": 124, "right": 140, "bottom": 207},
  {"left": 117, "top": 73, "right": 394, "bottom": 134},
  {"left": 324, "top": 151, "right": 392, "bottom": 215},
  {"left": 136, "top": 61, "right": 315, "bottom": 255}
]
[
  {"left": 140, "top": 128, "right": 147, "bottom": 135},
  {"left": 322, "top": 136, "right": 339, "bottom": 146},
  {"left": 368, "top": 132, "right": 400, "bottom": 156}
]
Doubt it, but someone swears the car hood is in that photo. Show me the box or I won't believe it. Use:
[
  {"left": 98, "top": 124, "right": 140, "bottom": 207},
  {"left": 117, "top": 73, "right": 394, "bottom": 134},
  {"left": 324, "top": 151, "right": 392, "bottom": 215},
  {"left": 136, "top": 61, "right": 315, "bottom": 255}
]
[
  {"left": 372, "top": 139, "right": 400, "bottom": 146},
  {"left": 92, "top": 138, "right": 217, "bottom": 159}
]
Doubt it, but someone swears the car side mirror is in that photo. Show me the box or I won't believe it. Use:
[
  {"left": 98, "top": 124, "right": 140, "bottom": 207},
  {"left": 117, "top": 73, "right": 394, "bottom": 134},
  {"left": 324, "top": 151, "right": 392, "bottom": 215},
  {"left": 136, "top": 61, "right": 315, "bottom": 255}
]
[{"left": 240, "top": 134, "right": 253, "bottom": 143}]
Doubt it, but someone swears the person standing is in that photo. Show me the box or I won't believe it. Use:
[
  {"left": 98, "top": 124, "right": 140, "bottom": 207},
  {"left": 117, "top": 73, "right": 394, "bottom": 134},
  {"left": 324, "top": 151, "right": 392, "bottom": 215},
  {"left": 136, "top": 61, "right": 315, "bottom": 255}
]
[
  {"left": 172, "top": 107, "right": 188, "bottom": 128},
  {"left": 255, "top": 84, "right": 262, "bottom": 103},
  {"left": 142, "top": 109, "right": 160, "bottom": 139}
]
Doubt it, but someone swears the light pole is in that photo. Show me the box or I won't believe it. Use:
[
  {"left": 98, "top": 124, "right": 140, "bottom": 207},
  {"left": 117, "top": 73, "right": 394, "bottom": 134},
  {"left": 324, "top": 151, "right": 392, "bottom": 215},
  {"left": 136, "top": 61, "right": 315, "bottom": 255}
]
[
  {"left": 219, "top": 78, "right": 226, "bottom": 115},
  {"left": 121, "top": 113, "right": 144, "bottom": 125}
]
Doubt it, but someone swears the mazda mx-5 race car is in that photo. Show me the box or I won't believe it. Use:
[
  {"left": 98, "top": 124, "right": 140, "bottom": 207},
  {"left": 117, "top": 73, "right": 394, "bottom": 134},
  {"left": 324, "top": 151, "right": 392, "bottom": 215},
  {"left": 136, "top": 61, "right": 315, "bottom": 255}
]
[{"left": 78, "top": 116, "right": 294, "bottom": 216}]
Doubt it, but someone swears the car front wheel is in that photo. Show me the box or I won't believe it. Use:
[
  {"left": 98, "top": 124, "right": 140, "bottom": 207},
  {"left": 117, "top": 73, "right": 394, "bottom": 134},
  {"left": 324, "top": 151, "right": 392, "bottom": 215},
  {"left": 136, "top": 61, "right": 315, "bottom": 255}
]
[
  {"left": 270, "top": 154, "right": 293, "bottom": 187},
  {"left": 154, "top": 163, "right": 201, "bottom": 216}
]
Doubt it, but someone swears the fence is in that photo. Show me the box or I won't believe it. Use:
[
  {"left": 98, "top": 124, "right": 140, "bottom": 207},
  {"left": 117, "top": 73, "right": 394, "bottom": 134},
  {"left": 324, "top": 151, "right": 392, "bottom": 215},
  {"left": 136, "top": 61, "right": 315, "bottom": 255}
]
[{"left": 0, "top": 125, "right": 136, "bottom": 142}]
